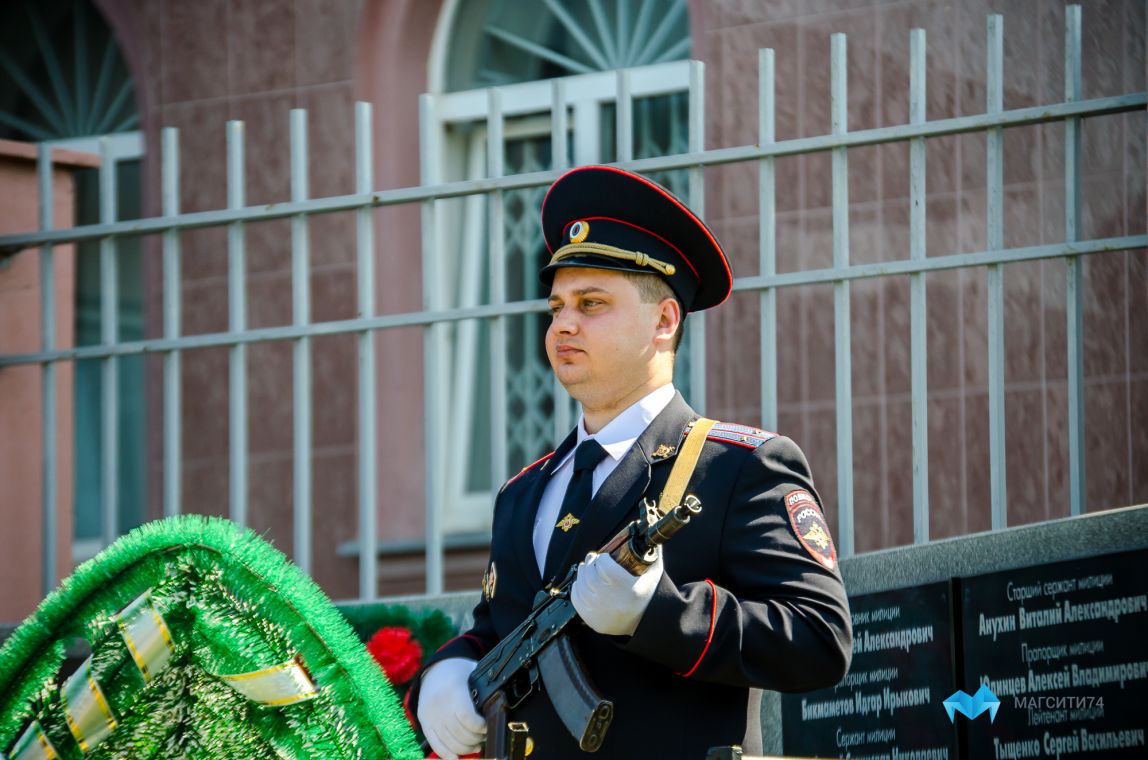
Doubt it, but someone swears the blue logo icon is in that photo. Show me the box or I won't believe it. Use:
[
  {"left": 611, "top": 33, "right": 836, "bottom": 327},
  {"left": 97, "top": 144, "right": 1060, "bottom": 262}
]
[{"left": 943, "top": 685, "right": 1000, "bottom": 723}]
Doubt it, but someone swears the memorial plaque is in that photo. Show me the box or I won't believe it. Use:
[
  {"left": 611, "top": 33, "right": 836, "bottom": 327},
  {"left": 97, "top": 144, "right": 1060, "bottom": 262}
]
[
  {"left": 960, "top": 549, "right": 1148, "bottom": 759},
  {"left": 781, "top": 582, "right": 957, "bottom": 759}
]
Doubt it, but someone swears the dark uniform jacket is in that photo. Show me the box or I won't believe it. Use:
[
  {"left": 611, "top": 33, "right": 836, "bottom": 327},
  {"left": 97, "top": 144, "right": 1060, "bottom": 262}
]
[{"left": 415, "top": 392, "right": 852, "bottom": 758}]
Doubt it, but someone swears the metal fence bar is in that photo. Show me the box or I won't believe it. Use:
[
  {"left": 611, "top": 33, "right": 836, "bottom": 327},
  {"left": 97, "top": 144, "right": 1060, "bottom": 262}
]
[
  {"left": 617, "top": 68, "right": 633, "bottom": 162},
  {"left": 355, "top": 102, "right": 378, "bottom": 600},
  {"left": 1, "top": 43, "right": 1144, "bottom": 599},
  {"left": 909, "top": 29, "right": 929, "bottom": 544},
  {"left": 687, "top": 60, "right": 706, "bottom": 412},
  {"left": 759, "top": 48, "right": 778, "bottom": 432},
  {"left": 2, "top": 234, "right": 1142, "bottom": 368},
  {"left": 986, "top": 16, "right": 1008, "bottom": 530},
  {"left": 831, "top": 34, "right": 854, "bottom": 557},
  {"left": 2, "top": 94, "right": 1142, "bottom": 253},
  {"left": 37, "top": 145, "right": 57, "bottom": 594},
  {"left": 737, "top": 237, "right": 1141, "bottom": 288},
  {"left": 551, "top": 80, "right": 573, "bottom": 442},
  {"left": 227, "top": 121, "right": 248, "bottom": 527},
  {"left": 488, "top": 88, "right": 508, "bottom": 489},
  {"left": 290, "top": 109, "right": 313, "bottom": 573},
  {"left": 1064, "top": 5, "right": 1086, "bottom": 516},
  {"left": 161, "top": 128, "right": 181, "bottom": 518},
  {"left": 420, "top": 94, "right": 446, "bottom": 595},
  {"left": 99, "top": 137, "right": 119, "bottom": 548}
]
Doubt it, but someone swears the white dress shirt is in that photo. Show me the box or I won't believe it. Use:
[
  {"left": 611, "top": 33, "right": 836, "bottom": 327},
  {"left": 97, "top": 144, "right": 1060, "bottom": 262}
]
[{"left": 532, "top": 383, "right": 677, "bottom": 574}]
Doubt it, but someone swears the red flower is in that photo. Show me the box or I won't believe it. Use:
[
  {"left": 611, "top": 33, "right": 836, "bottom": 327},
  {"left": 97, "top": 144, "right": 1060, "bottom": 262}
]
[{"left": 367, "top": 626, "right": 423, "bottom": 685}]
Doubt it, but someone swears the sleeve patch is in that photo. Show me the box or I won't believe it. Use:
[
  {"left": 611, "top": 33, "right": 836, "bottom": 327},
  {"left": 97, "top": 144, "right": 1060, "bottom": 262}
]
[
  {"left": 786, "top": 491, "right": 837, "bottom": 571},
  {"left": 786, "top": 489, "right": 818, "bottom": 509}
]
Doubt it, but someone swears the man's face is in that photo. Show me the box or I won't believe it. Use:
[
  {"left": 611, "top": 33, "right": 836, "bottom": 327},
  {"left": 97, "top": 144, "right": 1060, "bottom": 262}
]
[{"left": 545, "top": 267, "right": 663, "bottom": 406}]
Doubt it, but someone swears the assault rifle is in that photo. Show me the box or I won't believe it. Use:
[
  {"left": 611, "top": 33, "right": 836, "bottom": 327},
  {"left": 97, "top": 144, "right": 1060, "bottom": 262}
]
[{"left": 468, "top": 496, "right": 703, "bottom": 757}]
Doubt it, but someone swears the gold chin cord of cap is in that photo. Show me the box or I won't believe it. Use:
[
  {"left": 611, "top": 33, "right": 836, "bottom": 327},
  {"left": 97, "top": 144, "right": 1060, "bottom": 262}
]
[{"left": 551, "top": 242, "right": 677, "bottom": 277}]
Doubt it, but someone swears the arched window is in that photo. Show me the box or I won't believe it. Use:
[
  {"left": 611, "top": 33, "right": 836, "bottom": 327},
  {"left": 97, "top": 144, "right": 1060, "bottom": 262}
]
[
  {"left": 438, "top": 0, "right": 690, "bottom": 90},
  {"left": 0, "top": 0, "right": 145, "bottom": 560},
  {"left": 0, "top": 0, "right": 138, "bottom": 141},
  {"left": 429, "top": 0, "right": 693, "bottom": 533}
]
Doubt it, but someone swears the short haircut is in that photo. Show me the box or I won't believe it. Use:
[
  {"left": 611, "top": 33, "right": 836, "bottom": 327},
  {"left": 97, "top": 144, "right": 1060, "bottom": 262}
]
[{"left": 622, "top": 271, "right": 685, "bottom": 352}]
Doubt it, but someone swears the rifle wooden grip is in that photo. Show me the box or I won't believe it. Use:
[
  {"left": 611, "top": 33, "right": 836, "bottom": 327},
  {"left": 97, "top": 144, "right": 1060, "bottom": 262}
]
[{"left": 482, "top": 690, "right": 511, "bottom": 760}]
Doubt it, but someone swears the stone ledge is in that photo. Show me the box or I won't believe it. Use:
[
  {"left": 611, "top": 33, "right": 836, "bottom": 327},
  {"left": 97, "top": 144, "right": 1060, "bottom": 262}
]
[{"left": 0, "top": 139, "right": 100, "bottom": 168}]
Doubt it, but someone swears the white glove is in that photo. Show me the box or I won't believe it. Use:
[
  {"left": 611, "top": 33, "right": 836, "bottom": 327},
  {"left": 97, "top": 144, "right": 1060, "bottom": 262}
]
[
  {"left": 570, "top": 550, "right": 664, "bottom": 636},
  {"left": 416, "top": 658, "right": 485, "bottom": 759}
]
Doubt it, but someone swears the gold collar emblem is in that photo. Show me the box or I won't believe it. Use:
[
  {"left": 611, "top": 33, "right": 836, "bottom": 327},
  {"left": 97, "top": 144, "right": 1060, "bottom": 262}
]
[
  {"left": 482, "top": 562, "right": 497, "bottom": 601},
  {"left": 652, "top": 444, "right": 676, "bottom": 459},
  {"left": 555, "top": 513, "right": 580, "bottom": 532}
]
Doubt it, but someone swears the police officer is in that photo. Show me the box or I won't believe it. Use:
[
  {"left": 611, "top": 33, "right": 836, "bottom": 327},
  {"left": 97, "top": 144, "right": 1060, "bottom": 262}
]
[{"left": 413, "top": 166, "right": 852, "bottom": 758}]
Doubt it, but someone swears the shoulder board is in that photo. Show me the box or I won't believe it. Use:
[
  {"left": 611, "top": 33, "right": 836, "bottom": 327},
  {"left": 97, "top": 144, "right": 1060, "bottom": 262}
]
[
  {"left": 504, "top": 451, "right": 555, "bottom": 488},
  {"left": 704, "top": 421, "right": 777, "bottom": 449}
]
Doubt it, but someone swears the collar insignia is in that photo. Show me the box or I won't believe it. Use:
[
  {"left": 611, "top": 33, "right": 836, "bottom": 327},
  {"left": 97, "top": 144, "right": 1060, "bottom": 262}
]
[
  {"left": 555, "top": 513, "right": 581, "bottom": 533},
  {"left": 652, "top": 444, "right": 676, "bottom": 459},
  {"left": 482, "top": 562, "right": 497, "bottom": 601}
]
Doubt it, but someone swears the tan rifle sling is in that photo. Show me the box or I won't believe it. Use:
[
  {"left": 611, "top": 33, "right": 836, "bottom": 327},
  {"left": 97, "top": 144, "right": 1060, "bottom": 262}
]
[{"left": 655, "top": 417, "right": 717, "bottom": 516}]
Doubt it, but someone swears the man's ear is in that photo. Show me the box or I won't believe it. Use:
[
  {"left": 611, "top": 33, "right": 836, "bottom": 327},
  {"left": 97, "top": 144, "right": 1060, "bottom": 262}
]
[{"left": 653, "top": 297, "right": 682, "bottom": 348}]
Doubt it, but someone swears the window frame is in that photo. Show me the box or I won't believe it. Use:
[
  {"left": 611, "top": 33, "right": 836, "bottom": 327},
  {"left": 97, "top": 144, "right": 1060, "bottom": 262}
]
[{"left": 431, "top": 63, "right": 690, "bottom": 532}]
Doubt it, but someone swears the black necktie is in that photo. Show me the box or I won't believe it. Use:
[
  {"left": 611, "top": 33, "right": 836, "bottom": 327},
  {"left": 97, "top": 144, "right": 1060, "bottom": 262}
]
[{"left": 545, "top": 439, "right": 608, "bottom": 579}]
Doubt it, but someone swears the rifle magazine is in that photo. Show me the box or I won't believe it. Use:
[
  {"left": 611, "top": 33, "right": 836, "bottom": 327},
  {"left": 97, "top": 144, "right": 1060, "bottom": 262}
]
[{"left": 537, "top": 637, "right": 614, "bottom": 752}]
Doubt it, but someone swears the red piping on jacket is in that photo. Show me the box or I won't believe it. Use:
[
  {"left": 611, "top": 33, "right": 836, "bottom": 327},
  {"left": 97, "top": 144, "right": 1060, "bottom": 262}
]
[
  {"left": 436, "top": 632, "right": 490, "bottom": 656},
  {"left": 706, "top": 435, "right": 761, "bottom": 450},
  {"left": 680, "top": 579, "right": 718, "bottom": 677},
  {"left": 505, "top": 451, "right": 555, "bottom": 487}
]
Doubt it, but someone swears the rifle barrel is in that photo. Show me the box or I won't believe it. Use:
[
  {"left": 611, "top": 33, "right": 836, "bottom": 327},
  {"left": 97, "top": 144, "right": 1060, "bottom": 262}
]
[{"left": 646, "top": 496, "right": 702, "bottom": 548}]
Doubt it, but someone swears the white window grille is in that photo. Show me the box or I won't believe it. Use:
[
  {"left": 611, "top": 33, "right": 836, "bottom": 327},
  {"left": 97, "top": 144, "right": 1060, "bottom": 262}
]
[{"left": 428, "top": 0, "right": 693, "bottom": 533}]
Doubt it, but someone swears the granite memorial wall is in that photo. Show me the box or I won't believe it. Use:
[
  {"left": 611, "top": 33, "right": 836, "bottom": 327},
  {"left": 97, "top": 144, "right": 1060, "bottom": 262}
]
[{"left": 781, "top": 550, "right": 1147, "bottom": 759}]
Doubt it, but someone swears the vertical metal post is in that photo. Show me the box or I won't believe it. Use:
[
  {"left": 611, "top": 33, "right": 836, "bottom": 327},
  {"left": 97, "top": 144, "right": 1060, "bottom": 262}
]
[
  {"left": 572, "top": 100, "right": 601, "bottom": 168},
  {"left": 355, "top": 102, "right": 378, "bottom": 600},
  {"left": 830, "top": 34, "right": 854, "bottom": 557},
  {"left": 687, "top": 60, "right": 706, "bottom": 413},
  {"left": 909, "top": 29, "right": 930, "bottom": 544},
  {"left": 758, "top": 48, "right": 778, "bottom": 431},
  {"left": 37, "top": 145, "right": 57, "bottom": 593},
  {"left": 551, "top": 79, "right": 569, "bottom": 182},
  {"left": 99, "top": 137, "right": 119, "bottom": 548},
  {"left": 551, "top": 80, "right": 573, "bottom": 442},
  {"left": 1064, "top": 6, "right": 1086, "bottom": 516},
  {"left": 488, "top": 89, "right": 508, "bottom": 488},
  {"left": 617, "top": 68, "right": 633, "bottom": 162},
  {"left": 227, "top": 121, "right": 248, "bottom": 527},
  {"left": 420, "top": 94, "right": 446, "bottom": 595},
  {"left": 162, "top": 128, "right": 182, "bottom": 517},
  {"left": 986, "top": 16, "right": 1008, "bottom": 530},
  {"left": 290, "top": 109, "right": 313, "bottom": 572}
]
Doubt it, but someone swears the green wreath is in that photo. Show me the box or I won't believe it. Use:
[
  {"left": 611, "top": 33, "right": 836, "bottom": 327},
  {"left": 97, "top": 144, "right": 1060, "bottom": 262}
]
[{"left": 0, "top": 515, "right": 422, "bottom": 759}]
